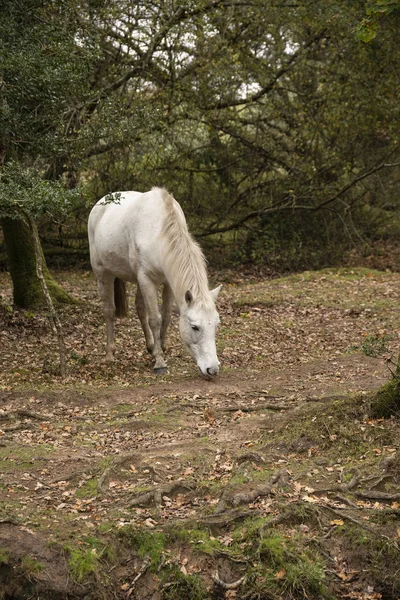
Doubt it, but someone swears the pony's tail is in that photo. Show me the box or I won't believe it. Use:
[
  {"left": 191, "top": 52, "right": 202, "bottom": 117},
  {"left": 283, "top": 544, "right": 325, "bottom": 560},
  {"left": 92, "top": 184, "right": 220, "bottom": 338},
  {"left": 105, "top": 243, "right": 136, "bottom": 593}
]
[{"left": 114, "top": 278, "right": 128, "bottom": 318}]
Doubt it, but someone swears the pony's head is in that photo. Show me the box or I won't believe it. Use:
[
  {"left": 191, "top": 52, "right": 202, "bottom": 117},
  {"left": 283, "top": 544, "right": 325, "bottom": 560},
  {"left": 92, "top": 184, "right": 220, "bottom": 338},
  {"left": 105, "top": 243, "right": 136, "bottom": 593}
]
[{"left": 179, "top": 285, "right": 221, "bottom": 378}]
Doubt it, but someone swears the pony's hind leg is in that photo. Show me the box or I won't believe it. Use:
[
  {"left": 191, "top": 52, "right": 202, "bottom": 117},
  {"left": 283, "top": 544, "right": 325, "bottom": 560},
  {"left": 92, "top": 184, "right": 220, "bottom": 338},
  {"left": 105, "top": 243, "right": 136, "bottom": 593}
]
[
  {"left": 97, "top": 273, "right": 116, "bottom": 361},
  {"left": 160, "top": 283, "right": 173, "bottom": 352},
  {"left": 135, "top": 284, "right": 154, "bottom": 353},
  {"left": 137, "top": 272, "right": 167, "bottom": 375}
]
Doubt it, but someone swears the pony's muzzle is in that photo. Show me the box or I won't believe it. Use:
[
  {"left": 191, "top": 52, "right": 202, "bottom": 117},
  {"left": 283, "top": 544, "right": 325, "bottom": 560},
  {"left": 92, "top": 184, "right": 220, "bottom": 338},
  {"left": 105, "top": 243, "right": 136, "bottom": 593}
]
[
  {"left": 207, "top": 366, "right": 219, "bottom": 377},
  {"left": 199, "top": 362, "right": 220, "bottom": 378}
]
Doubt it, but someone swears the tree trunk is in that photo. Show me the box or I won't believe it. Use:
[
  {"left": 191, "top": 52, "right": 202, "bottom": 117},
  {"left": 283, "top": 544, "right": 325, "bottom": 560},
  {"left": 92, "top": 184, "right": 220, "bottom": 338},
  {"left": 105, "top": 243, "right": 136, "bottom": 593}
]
[{"left": 1, "top": 217, "right": 74, "bottom": 308}]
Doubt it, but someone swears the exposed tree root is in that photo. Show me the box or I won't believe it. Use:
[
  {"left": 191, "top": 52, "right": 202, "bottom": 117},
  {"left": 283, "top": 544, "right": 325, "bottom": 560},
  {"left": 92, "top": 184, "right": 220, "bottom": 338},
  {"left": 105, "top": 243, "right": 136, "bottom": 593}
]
[
  {"left": 321, "top": 504, "right": 396, "bottom": 542},
  {"left": 211, "top": 571, "right": 246, "bottom": 590},
  {"left": 98, "top": 453, "right": 141, "bottom": 492},
  {"left": 313, "top": 463, "right": 399, "bottom": 504},
  {"left": 128, "top": 482, "right": 192, "bottom": 508},
  {"left": 313, "top": 472, "right": 360, "bottom": 495},
  {"left": 218, "top": 403, "right": 291, "bottom": 413},
  {"left": 236, "top": 451, "right": 266, "bottom": 465},
  {"left": 198, "top": 509, "right": 261, "bottom": 528},
  {"left": 214, "top": 470, "right": 289, "bottom": 514},
  {"left": 305, "top": 394, "right": 349, "bottom": 403},
  {"left": 356, "top": 490, "right": 400, "bottom": 501},
  {"left": 1, "top": 423, "right": 35, "bottom": 432},
  {"left": 0, "top": 409, "right": 51, "bottom": 421},
  {"left": 231, "top": 469, "right": 289, "bottom": 507}
]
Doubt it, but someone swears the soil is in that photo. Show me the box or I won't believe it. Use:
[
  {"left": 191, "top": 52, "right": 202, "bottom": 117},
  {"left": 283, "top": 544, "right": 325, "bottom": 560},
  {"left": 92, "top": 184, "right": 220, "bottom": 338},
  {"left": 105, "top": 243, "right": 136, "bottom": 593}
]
[{"left": 0, "top": 267, "right": 399, "bottom": 600}]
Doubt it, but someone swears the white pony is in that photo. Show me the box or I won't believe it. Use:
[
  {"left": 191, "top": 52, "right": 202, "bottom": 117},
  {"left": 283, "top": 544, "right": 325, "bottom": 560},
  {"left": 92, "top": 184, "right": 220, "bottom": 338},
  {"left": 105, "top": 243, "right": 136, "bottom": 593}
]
[{"left": 88, "top": 188, "right": 221, "bottom": 377}]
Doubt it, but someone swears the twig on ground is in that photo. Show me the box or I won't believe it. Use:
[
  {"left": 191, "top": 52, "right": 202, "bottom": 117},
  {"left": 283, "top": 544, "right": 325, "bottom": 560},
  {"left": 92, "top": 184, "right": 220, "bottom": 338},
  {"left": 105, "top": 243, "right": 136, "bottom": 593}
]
[
  {"left": 214, "top": 550, "right": 249, "bottom": 564},
  {"left": 124, "top": 555, "right": 151, "bottom": 598},
  {"left": 323, "top": 525, "right": 338, "bottom": 540},
  {"left": 30, "top": 473, "right": 59, "bottom": 490},
  {"left": 165, "top": 400, "right": 208, "bottom": 413}
]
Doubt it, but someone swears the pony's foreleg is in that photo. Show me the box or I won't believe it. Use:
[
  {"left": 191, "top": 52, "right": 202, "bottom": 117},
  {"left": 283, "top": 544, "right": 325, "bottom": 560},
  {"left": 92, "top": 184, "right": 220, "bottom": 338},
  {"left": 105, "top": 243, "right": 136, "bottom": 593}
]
[
  {"left": 97, "top": 275, "right": 116, "bottom": 362},
  {"left": 160, "top": 283, "right": 173, "bottom": 353},
  {"left": 135, "top": 284, "right": 154, "bottom": 353},
  {"left": 137, "top": 273, "right": 167, "bottom": 375}
]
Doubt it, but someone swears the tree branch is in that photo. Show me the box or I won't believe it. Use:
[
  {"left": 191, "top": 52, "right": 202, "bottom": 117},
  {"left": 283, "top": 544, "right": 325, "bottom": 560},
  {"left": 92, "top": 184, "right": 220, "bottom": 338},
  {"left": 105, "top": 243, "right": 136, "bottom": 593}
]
[
  {"left": 196, "top": 158, "right": 400, "bottom": 237},
  {"left": 200, "top": 30, "right": 327, "bottom": 110}
]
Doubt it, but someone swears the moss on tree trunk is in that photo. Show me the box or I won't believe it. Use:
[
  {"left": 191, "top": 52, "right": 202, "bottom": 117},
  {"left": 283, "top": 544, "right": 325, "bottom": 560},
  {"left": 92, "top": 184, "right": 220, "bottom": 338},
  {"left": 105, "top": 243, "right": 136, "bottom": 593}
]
[
  {"left": 2, "top": 217, "right": 74, "bottom": 308},
  {"left": 369, "top": 355, "right": 400, "bottom": 418}
]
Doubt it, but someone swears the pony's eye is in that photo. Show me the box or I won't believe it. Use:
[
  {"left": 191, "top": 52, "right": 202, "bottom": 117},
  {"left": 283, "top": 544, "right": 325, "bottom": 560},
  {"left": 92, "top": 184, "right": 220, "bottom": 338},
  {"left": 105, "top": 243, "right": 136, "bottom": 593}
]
[{"left": 191, "top": 325, "right": 200, "bottom": 331}]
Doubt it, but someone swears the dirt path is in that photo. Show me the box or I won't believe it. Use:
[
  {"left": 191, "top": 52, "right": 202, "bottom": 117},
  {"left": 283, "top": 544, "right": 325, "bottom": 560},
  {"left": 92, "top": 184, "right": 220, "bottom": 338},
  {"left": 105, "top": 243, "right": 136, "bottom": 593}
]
[{"left": 0, "top": 267, "right": 399, "bottom": 599}]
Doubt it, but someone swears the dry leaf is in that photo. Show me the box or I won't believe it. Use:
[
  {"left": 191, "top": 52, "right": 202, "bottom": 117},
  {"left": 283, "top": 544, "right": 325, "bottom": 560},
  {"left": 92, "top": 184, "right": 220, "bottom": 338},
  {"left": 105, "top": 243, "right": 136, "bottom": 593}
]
[
  {"left": 275, "top": 569, "right": 286, "bottom": 579},
  {"left": 330, "top": 519, "right": 344, "bottom": 526}
]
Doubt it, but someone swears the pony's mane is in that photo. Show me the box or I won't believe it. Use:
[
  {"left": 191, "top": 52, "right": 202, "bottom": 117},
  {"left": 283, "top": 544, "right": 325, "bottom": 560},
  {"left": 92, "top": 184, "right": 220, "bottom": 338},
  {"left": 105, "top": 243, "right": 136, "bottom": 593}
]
[{"left": 158, "top": 188, "right": 213, "bottom": 308}]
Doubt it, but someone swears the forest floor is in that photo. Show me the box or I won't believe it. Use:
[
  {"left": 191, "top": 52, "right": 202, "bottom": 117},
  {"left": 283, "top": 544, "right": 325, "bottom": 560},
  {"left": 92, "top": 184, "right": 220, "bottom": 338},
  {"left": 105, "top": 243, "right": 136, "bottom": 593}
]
[{"left": 0, "top": 266, "right": 399, "bottom": 600}]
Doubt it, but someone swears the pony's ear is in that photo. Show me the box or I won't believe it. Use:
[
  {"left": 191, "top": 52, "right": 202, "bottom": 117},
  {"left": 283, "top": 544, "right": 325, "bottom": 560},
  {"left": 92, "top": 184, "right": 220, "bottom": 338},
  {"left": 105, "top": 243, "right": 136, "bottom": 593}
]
[
  {"left": 210, "top": 284, "right": 222, "bottom": 301},
  {"left": 185, "top": 290, "right": 193, "bottom": 306}
]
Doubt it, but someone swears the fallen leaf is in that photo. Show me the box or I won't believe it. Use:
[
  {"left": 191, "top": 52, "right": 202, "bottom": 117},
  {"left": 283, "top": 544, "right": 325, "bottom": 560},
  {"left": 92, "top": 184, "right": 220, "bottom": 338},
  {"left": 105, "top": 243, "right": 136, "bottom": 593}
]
[{"left": 275, "top": 569, "right": 286, "bottom": 579}]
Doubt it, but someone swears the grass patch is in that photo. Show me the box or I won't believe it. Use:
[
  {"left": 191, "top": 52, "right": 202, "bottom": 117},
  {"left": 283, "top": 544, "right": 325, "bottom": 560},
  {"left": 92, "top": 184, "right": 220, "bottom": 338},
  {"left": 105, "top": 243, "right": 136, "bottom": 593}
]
[
  {"left": 161, "top": 568, "right": 208, "bottom": 600},
  {"left": 350, "top": 333, "right": 393, "bottom": 358},
  {"left": 75, "top": 478, "right": 98, "bottom": 498},
  {"left": 66, "top": 536, "right": 115, "bottom": 583},
  {"left": 20, "top": 555, "right": 44, "bottom": 580},
  {"left": 0, "top": 445, "right": 55, "bottom": 472},
  {"left": 0, "top": 548, "right": 10, "bottom": 565},
  {"left": 232, "top": 518, "right": 328, "bottom": 599},
  {"left": 118, "top": 526, "right": 166, "bottom": 570},
  {"left": 68, "top": 546, "right": 99, "bottom": 583}
]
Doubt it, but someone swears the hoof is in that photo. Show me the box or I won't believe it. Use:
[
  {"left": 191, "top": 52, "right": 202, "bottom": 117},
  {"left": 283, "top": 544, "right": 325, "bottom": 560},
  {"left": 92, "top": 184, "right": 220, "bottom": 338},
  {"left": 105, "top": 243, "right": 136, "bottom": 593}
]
[{"left": 154, "top": 366, "right": 168, "bottom": 376}]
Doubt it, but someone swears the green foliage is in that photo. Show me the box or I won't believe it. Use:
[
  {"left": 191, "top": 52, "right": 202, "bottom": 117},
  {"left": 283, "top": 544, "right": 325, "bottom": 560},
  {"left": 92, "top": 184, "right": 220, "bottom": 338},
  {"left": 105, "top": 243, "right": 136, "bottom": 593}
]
[
  {"left": 0, "top": 162, "right": 81, "bottom": 221},
  {"left": 356, "top": 0, "right": 400, "bottom": 42},
  {"left": 0, "top": 0, "right": 99, "bottom": 163}
]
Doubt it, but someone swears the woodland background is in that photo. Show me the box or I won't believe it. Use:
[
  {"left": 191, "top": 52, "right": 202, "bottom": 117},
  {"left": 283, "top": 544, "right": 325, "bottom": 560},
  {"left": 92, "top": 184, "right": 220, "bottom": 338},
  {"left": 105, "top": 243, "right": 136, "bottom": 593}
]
[{"left": 1, "top": 0, "right": 400, "bottom": 296}]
